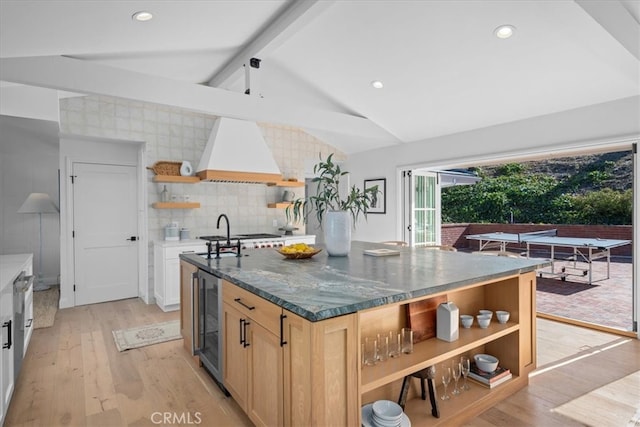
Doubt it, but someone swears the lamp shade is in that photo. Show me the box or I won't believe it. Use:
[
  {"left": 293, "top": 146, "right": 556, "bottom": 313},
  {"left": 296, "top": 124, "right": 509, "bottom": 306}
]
[{"left": 17, "top": 192, "right": 59, "bottom": 214}]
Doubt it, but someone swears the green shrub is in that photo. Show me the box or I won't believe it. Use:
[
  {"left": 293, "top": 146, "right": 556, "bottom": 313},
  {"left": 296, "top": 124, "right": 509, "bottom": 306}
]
[{"left": 442, "top": 162, "right": 631, "bottom": 225}]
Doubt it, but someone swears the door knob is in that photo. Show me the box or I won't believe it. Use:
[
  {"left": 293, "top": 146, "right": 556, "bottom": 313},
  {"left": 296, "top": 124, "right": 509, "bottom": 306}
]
[{"left": 126, "top": 236, "right": 138, "bottom": 241}]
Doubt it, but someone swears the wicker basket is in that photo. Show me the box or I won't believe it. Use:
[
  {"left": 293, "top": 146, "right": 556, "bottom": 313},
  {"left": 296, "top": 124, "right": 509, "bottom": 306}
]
[{"left": 147, "top": 161, "right": 182, "bottom": 176}]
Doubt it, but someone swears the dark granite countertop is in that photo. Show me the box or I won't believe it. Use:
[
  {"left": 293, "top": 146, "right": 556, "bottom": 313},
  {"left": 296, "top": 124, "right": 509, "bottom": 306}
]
[{"left": 180, "top": 241, "right": 549, "bottom": 322}]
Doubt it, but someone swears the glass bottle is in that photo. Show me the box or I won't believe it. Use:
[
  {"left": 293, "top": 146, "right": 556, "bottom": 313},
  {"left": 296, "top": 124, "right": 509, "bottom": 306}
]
[{"left": 160, "top": 185, "right": 169, "bottom": 202}]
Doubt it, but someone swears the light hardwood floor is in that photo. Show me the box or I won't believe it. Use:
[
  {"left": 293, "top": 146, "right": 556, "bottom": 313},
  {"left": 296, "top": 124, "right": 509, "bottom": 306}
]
[{"left": 5, "top": 299, "right": 639, "bottom": 426}]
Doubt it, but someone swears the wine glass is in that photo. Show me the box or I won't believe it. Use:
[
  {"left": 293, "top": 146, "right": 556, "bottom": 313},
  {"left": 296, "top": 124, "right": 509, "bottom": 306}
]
[
  {"left": 441, "top": 365, "right": 451, "bottom": 400},
  {"left": 461, "top": 356, "right": 471, "bottom": 391},
  {"left": 452, "top": 361, "right": 462, "bottom": 396}
]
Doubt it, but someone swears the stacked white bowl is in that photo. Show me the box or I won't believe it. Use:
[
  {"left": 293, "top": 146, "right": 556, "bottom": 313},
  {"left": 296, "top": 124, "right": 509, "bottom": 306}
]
[{"left": 371, "top": 400, "right": 403, "bottom": 427}]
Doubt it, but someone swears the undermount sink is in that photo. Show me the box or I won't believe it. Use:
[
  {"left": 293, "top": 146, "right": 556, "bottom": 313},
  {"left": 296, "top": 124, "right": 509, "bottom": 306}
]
[{"left": 197, "top": 252, "right": 238, "bottom": 259}]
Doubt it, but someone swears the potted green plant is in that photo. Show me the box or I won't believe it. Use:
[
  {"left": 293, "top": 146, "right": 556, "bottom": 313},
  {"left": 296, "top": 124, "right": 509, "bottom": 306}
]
[{"left": 286, "top": 153, "right": 380, "bottom": 256}]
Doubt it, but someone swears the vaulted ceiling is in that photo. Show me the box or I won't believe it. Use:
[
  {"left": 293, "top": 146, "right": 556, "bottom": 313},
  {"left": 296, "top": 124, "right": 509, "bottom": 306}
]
[{"left": 1, "top": 0, "right": 638, "bottom": 154}]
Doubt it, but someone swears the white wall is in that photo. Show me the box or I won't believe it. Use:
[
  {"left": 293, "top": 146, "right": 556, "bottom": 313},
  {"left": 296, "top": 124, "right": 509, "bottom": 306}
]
[
  {"left": 0, "top": 115, "right": 60, "bottom": 285},
  {"left": 348, "top": 96, "right": 640, "bottom": 242}
]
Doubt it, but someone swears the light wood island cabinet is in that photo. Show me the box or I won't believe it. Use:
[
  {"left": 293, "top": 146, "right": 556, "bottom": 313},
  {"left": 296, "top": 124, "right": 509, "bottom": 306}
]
[
  {"left": 221, "top": 281, "right": 359, "bottom": 427},
  {"left": 223, "top": 282, "right": 283, "bottom": 427},
  {"left": 179, "top": 260, "right": 199, "bottom": 359},
  {"left": 179, "top": 244, "right": 540, "bottom": 427},
  {"left": 221, "top": 272, "right": 533, "bottom": 426}
]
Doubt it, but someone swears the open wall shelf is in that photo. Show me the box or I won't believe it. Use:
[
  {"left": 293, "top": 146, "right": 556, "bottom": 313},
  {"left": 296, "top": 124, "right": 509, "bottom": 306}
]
[
  {"left": 153, "top": 175, "right": 200, "bottom": 183},
  {"left": 267, "top": 181, "right": 304, "bottom": 187},
  {"left": 152, "top": 202, "right": 200, "bottom": 209}
]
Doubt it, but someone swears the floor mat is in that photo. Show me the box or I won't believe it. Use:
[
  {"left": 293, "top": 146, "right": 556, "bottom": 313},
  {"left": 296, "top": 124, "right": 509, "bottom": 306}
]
[
  {"left": 33, "top": 286, "right": 59, "bottom": 329},
  {"left": 112, "top": 320, "right": 181, "bottom": 351}
]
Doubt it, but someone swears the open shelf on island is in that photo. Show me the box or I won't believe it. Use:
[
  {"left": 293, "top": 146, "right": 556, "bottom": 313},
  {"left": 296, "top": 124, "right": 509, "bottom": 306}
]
[
  {"left": 390, "top": 373, "right": 522, "bottom": 426},
  {"left": 152, "top": 175, "right": 201, "bottom": 183},
  {"left": 361, "top": 322, "right": 519, "bottom": 393},
  {"left": 357, "top": 269, "right": 536, "bottom": 426}
]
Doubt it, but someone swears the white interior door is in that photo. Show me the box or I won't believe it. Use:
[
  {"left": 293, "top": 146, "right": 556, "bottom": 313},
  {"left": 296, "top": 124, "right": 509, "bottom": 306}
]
[{"left": 73, "top": 162, "right": 138, "bottom": 305}]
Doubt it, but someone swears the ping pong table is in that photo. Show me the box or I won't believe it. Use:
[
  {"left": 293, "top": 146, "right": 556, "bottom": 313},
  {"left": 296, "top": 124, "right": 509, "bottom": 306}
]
[{"left": 466, "top": 229, "right": 631, "bottom": 284}]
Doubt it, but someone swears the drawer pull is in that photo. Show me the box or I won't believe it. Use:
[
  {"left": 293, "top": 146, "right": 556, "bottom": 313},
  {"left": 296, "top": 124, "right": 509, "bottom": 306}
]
[
  {"left": 191, "top": 272, "right": 199, "bottom": 355},
  {"left": 2, "top": 320, "right": 12, "bottom": 350},
  {"left": 280, "top": 314, "right": 287, "bottom": 347},
  {"left": 234, "top": 298, "right": 255, "bottom": 311},
  {"left": 243, "top": 320, "right": 251, "bottom": 348}
]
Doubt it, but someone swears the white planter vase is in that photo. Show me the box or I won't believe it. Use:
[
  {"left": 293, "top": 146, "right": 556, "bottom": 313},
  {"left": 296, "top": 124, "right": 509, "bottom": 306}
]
[{"left": 323, "top": 211, "right": 351, "bottom": 256}]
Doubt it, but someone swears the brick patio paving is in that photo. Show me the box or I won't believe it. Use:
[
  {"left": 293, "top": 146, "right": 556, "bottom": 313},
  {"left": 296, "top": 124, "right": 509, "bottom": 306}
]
[{"left": 534, "top": 257, "right": 633, "bottom": 331}]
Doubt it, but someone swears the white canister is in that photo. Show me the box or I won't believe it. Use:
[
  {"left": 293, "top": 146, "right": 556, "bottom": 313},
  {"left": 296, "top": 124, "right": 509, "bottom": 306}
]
[
  {"left": 437, "top": 301, "right": 459, "bottom": 342},
  {"left": 179, "top": 228, "right": 190, "bottom": 240},
  {"left": 165, "top": 222, "right": 179, "bottom": 241}
]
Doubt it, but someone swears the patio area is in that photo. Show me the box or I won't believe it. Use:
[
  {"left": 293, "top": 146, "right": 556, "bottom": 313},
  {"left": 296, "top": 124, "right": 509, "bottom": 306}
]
[{"left": 534, "top": 257, "right": 633, "bottom": 332}]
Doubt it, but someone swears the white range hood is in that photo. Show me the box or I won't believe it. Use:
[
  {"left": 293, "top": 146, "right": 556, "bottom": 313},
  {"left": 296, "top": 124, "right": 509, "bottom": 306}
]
[{"left": 196, "top": 117, "right": 283, "bottom": 183}]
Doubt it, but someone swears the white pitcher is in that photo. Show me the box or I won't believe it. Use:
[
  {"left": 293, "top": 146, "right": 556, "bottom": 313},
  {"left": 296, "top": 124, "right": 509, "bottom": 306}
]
[{"left": 282, "top": 190, "right": 295, "bottom": 202}]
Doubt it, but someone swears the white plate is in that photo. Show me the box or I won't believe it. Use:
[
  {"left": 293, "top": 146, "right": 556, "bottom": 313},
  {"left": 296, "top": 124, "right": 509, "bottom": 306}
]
[{"left": 362, "top": 404, "right": 411, "bottom": 427}]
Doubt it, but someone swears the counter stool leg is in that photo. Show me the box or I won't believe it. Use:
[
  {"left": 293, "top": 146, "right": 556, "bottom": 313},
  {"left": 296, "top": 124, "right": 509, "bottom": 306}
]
[
  {"left": 398, "top": 367, "right": 440, "bottom": 418},
  {"left": 398, "top": 376, "right": 411, "bottom": 410},
  {"left": 428, "top": 378, "right": 440, "bottom": 418}
]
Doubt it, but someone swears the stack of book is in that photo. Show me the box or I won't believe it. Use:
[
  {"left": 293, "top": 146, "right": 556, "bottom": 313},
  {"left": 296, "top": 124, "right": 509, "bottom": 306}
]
[{"left": 468, "top": 362, "right": 512, "bottom": 388}]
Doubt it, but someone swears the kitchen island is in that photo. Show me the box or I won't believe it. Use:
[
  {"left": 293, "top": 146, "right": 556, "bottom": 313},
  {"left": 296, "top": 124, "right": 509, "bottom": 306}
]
[{"left": 180, "top": 241, "right": 548, "bottom": 426}]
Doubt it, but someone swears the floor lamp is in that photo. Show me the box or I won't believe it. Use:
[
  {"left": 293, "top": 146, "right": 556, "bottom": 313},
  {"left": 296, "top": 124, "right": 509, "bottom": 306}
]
[{"left": 18, "top": 192, "right": 59, "bottom": 291}]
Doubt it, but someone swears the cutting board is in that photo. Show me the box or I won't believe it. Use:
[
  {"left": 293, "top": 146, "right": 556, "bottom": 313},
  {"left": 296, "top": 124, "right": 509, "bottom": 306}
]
[
  {"left": 363, "top": 248, "right": 400, "bottom": 257},
  {"left": 406, "top": 295, "right": 448, "bottom": 343}
]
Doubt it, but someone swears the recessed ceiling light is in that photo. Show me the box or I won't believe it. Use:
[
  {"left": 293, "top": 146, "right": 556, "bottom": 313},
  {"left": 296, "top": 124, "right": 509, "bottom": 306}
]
[
  {"left": 132, "top": 11, "right": 153, "bottom": 22},
  {"left": 494, "top": 25, "right": 515, "bottom": 39},
  {"left": 371, "top": 80, "right": 384, "bottom": 89}
]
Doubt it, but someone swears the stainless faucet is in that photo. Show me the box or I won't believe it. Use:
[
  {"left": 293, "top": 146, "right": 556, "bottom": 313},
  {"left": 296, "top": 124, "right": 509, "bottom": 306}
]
[{"left": 217, "top": 213, "right": 231, "bottom": 245}]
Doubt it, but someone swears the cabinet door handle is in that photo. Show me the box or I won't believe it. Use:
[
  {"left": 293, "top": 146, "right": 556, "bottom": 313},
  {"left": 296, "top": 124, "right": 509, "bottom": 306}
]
[
  {"left": 191, "top": 272, "right": 198, "bottom": 355},
  {"left": 243, "top": 320, "right": 251, "bottom": 348},
  {"left": 280, "top": 314, "right": 288, "bottom": 347},
  {"left": 234, "top": 298, "right": 255, "bottom": 311},
  {"left": 25, "top": 318, "right": 33, "bottom": 328},
  {"left": 239, "top": 319, "right": 245, "bottom": 345},
  {"left": 2, "top": 320, "right": 12, "bottom": 350}
]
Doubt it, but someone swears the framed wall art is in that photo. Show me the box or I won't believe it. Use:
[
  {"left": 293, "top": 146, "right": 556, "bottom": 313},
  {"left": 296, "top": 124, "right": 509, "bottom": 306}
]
[{"left": 364, "top": 178, "right": 386, "bottom": 214}]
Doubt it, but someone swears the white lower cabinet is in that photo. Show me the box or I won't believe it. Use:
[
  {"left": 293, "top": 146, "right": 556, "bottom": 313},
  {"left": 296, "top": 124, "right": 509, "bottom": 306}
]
[
  {"left": 23, "top": 285, "right": 33, "bottom": 355},
  {"left": 1, "top": 253, "right": 33, "bottom": 426},
  {"left": 154, "top": 241, "right": 207, "bottom": 312},
  {"left": 1, "top": 276, "right": 14, "bottom": 426}
]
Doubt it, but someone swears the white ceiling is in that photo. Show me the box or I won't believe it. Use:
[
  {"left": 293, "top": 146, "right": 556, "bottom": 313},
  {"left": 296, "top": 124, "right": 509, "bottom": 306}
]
[{"left": 1, "top": 0, "right": 638, "bottom": 154}]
